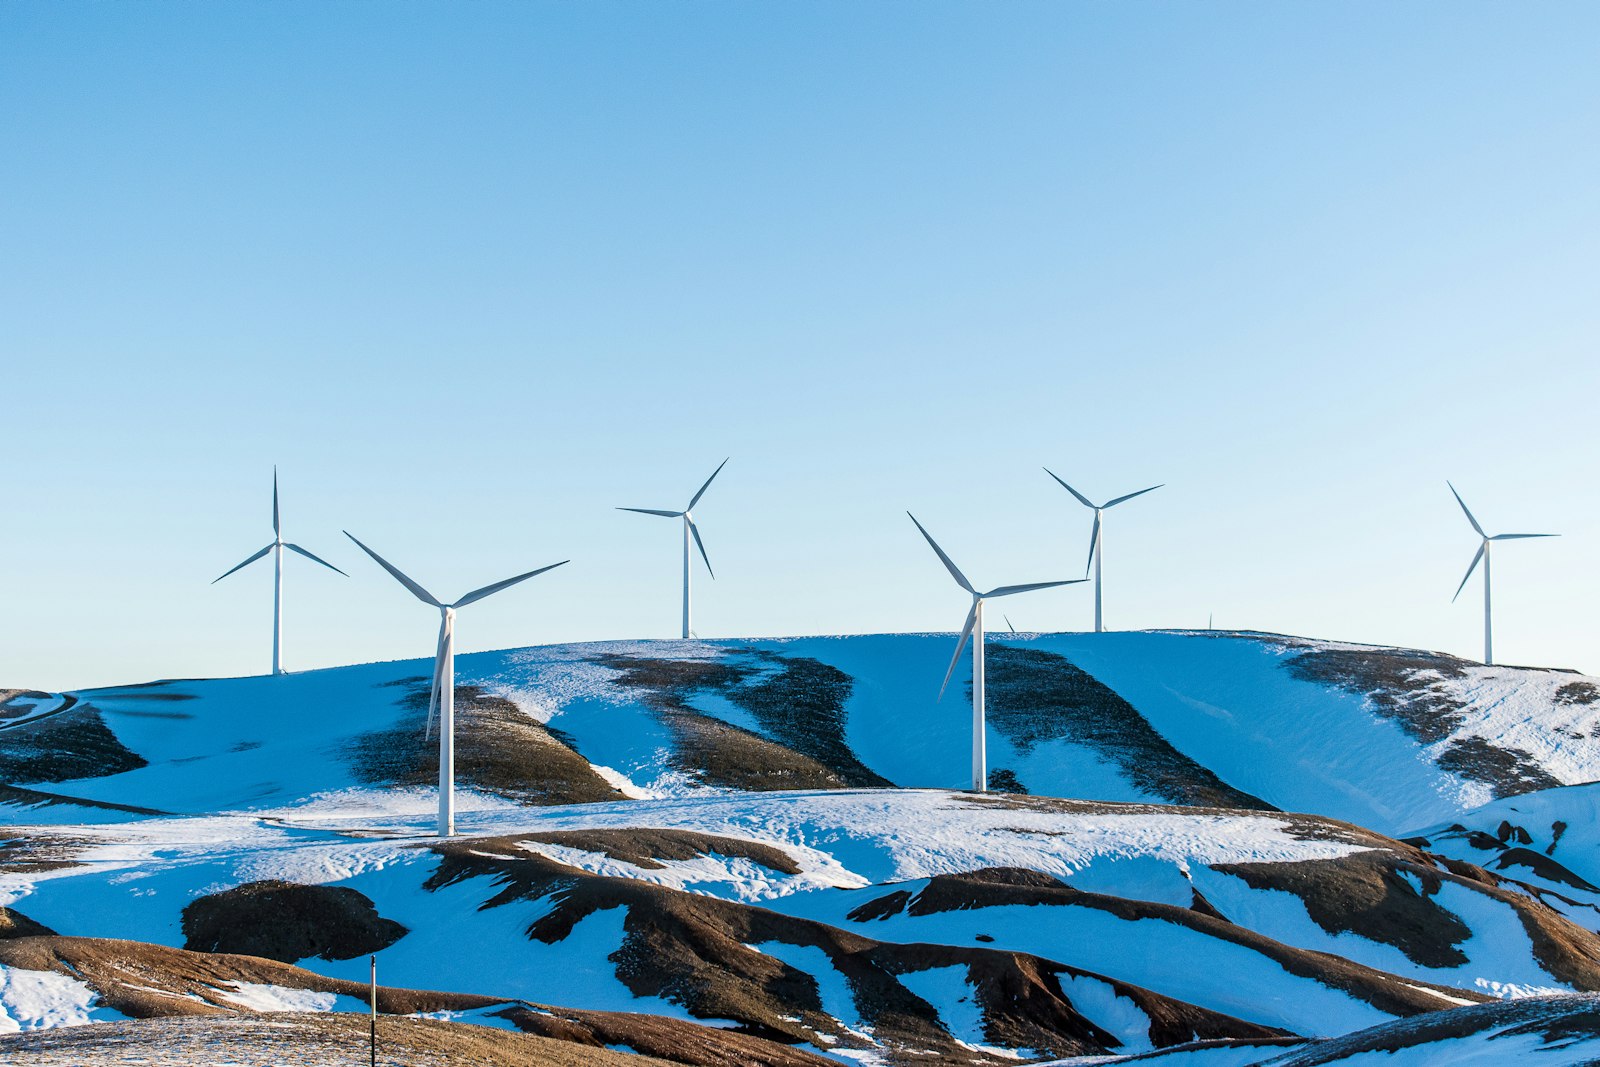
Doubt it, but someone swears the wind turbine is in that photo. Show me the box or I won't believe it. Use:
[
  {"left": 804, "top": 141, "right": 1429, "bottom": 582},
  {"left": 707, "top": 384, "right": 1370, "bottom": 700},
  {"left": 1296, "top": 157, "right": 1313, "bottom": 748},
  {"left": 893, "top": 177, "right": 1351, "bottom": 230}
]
[
  {"left": 1447, "top": 482, "right": 1557, "bottom": 667},
  {"left": 344, "top": 533, "right": 567, "bottom": 837},
  {"left": 619, "top": 459, "right": 728, "bottom": 639},
  {"left": 1044, "top": 470, "right": 1162, "bottom": 633},
  {"left": 908, "top": 513, "right": 1081, "bottom": 792},
  {"left": 212, "top": 468, "right": 347, "bottom": 675}
]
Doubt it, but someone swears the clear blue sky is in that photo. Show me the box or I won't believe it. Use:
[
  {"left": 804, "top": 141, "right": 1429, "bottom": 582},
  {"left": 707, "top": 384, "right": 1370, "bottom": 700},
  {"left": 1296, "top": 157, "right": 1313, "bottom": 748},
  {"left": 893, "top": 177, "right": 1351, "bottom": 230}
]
[{"left": 4, "top": 1, "right": 1596, "bottom": 690}]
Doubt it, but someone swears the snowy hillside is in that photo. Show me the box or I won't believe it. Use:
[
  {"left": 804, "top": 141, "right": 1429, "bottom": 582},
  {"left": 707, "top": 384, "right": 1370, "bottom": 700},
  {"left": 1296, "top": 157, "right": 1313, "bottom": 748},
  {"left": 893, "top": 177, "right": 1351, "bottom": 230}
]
[
  {"left": 6, "top": 630, "right": 1597, "bottom": 831},
  {"left": 4, "top": 630, "right": 1600, "bottom": 1064}
]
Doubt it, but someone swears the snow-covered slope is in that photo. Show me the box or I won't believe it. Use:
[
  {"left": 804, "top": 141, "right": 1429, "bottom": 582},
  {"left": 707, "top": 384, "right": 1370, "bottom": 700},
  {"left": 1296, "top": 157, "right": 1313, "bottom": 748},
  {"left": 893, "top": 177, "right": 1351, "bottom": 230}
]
[
  {"left": 4, "top": 630, "right": 1600, "bottom": 1064},
  {"left": 6, "top": 631, "right": 1597, "bottom": 832}
]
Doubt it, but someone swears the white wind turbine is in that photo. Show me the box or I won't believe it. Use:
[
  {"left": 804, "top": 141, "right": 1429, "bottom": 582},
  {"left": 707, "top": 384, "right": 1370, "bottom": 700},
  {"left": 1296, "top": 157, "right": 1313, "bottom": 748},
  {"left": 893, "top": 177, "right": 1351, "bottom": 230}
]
[
  {"left": 212, "top": 468, "right": 347, "bottom": 675},
  {"left": 1447, "top": 482, "right": 1557, "bottom": 667},
  {"left": 344, "top": 533, "right": 567, "bottom": 837},
  {"left": 619, "top": 458, "right": 728, "bottom": 639},
  {"left": 1044, "top": 470, "right": 1162, "bottom": 633},
  {"left": 908, "top": 513, "right": 1081, "bottom": 792}
]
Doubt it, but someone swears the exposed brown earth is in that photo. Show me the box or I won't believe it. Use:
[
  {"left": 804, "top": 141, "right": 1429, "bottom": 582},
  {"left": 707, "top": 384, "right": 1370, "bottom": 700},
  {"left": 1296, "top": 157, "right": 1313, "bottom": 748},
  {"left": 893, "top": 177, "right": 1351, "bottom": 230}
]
[
  {"left": 846, "top": 866, "right": 1494, "bottom": 1018},
  {"left": 182, "top": 879, "right": 409, "bottom": 962},
  {"left": 347, "top": 680, "right": 627, "bottom": 805},
  {"left": 0, "top": 905, "right": 54, "bottom": 938},
  {"left": 0, "top": 934, "right": 834, "bottom": 1067},
  {"left": 1282, "top": 647, "right": 1562, "bottom": 798},
  {"left": 0, "top": 1012, "right": 678, "bottom": 1067},
  {"left": 982, "top": 643, "right": 1275, "bottom": 809},
  {"left": 596, "top": 655, "right": 854, "bottom": 790},
  {"left": 1258, "top": 994, "right": 1600, "bottom": 1065},
  {"left": 525, "top": 828, "right": 803, "bottom": 875},
  {"left": 424, "top": 836, "right": 1287, "bottom": 1062},
  {"left": 595, "top": 651, "right": 891, "bottom": 790},
  {"left": 0, "top": 702, "right": 147, "bottom": 784}
]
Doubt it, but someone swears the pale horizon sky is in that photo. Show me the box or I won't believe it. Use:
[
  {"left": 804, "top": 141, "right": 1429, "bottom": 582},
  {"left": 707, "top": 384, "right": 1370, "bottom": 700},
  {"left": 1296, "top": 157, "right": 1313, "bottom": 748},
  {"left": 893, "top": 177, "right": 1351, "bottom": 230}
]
[{"left": 3, "top": 1, "right": 1597, "bottom": 691}]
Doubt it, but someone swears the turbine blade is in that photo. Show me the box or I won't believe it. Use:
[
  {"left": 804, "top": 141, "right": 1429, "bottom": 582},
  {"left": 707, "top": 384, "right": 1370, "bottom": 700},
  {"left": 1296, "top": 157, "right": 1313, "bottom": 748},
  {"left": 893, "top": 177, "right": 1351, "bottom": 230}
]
[
  {"left": 285, "top": 543, "right": 348, "bottom": 576},
  {"left": 907, "top": 512, "right": 975, "bottom": 593},
  {"left": 688, "top": 518, "right": 715, "bottom": 579},
  {"left": 687, "top": 457, "right": 730, "bottom": 511},
  {"left": 1103, "top": 484, "right": 1163, "bottom": 509},
  {"left": 343, "top": 532, "right": 442, "bottom": 607},
  {"left": 1043, "top": 468, "right": 1095, "bottom": 509},
  {"left": 984, "top": 579, "right": 1085, "bottom": 598},
  {"left": 1490, "top": 533, "right": 1559, "bottom": 540},
  {"left": 1452, "top": 544, "right": 1485, "bottom": 602},
  {"left": 938, "top": 604, "right": 979, "bottom": 701},
  {"left": 1085, "top": 512, "right": 1101, "bottom": 576},
  {"left": 1004, "top": 614, "right": 1016, "bottom": 634},
  {"left": 272, "top": 467, "right": 280, "bottom": 538},
  {"left": 211, "top": 544, "right": 273, "bottom": 584},
  {"left": 618, "top": 507, "right": 683, "bottom": 518},
  {"left": 1447, "top": 482, "right": 1485, "bottom": 537},
  {"left": 452, "top": 560, "right": 569, "bottom": 608}
]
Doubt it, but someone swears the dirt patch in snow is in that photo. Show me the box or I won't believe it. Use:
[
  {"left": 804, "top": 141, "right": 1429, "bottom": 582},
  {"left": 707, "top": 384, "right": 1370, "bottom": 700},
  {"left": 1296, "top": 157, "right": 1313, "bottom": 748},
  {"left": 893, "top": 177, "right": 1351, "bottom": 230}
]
[
  {"left": 1259, "top": 995, "right": 1600, "bottom": 1065},
  {"left": 182, "top": 880, "right": 408, "bottom": 963},
  {"left": 0, "top": 934, "right": 829, "bottom": 1067},
  {"left": 424, "top": 837, "right": 1284, "bottom": 1063},
  {"left": 0, "top": 905, "right": 55, "bottom": 938},
  {"left": 851, "top": 866, "right": 1493, "bottom": 1018},
  {"left": 982, "top": 644, "right": 1275, "bottom": 809},
  {"left": 1214, "top": 848, "right": 1600, "bottom": 989},
  {"left": 1555, "top": 681, "right": 1600, "bottom": 706},
  {"left": 525, "top": 828, "right": 802, "bottom": 875},
  {"left": 595, "top": 651, "right": 891, "bottom": 790},
  {"left": 1212, "top": 852, "right": 1474, "bottom": 968},
  {"left": 0, "top": 702, "right": 147, "bottom": 784},
  {"left": 595, "top": 654, "right": 868, "bottom": 791},
  {"left": 348, "top": 681, "right": 626, "bottom": 806},
  {"left": 1489, "top": 847, "right": 1600, "bottom": 893},
  {"left": 1434, "top": 736, "right": 1562, "bottom": 798},
  {"left": 496, "top": 1004, "right": 836, "bottom": 1066},
  {"left": 1282, "top": 648, "right": 1565, "bottom": 799}
]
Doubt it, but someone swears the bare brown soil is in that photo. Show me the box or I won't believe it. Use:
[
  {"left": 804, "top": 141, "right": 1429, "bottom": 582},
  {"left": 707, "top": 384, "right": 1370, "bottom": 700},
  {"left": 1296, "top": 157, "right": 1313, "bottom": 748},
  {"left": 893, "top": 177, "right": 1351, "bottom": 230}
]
[
  {"left": 1215, "top": 846, "right": 1600, "bottom": 990},
  {"left": 347, "top": 681, "right": 626, "bottom": 805},
  {"left": 848, "top": 866, "right": 1493, "bottom": 1017},
  {"left": 423, "top": 836, "right": 1286, "bottom": 1062},
  {"left": 1259, "top": 994, "right": 1600, "bottom": 1065},
  {"left": 0, "top": 702, "right": 147, "bottom": 784},
  {"left": 596, "top": 651, "right": 891, "bottom": 790},
  {"left": 0, "top": 934, "right": 832, "bottom": 1067},
  {"left": 981, "top": 644, "right": 1274, "bottom": 808},
  {"left": 525, "top": 828, "right": 802, "bottom": 874},
  {"left": 1282, "top": 647, "right": 1562, "bottom": 798},
  {"left": 0, "top": 905, "right": 54, "bottom": 938},
  {"left": 182, "top": 880, "right": 408, "bottom": 962},
  {"left": 0, "top": 1012, "right": 676, "bottom": 1067},
  {"left": 1556, "top": 681, "right": 1600, "bottom": 706}
]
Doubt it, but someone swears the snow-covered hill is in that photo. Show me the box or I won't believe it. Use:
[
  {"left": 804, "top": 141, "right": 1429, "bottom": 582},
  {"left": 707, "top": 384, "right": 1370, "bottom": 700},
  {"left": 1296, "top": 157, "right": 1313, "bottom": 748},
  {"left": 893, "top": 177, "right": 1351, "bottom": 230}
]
[
  {"left": 6, "top": 631, "right": 1597, "bottom": 831},
  {"left": 4, "top": 630, "right": 1600, "bottom": 1064}
]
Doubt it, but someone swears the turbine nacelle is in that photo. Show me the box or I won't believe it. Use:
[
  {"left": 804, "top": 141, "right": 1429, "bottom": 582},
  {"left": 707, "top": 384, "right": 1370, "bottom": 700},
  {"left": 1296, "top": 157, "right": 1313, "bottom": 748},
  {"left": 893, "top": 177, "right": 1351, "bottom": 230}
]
[
  {"left": 1446, "top": 482, "right": 1558, "bottom": 602},
  {"left": 905, "top": 513, "right": 1081, "bottom": 699}
]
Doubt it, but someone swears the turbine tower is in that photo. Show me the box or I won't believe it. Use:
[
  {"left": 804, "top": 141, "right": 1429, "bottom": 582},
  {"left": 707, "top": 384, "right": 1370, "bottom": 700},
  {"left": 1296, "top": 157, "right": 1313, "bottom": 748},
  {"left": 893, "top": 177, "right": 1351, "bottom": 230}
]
[
  {"left": 212, "top": 468, "right": 347, "bottom": 675},
  {"left": 619, "top": 458, "right": 728, "bottom": 639},
  {"left": 1447, "top": 483, "right": 1556, "bottom": 667},
  {"left": 344, "top": 533, "right": 567, "bottom": 837},
  {"left": 1044, "top": 470, "right": 1162, "bottom": 633},
  {"left": 908, "top": 513, "right": 1081, "bottom": 792}
]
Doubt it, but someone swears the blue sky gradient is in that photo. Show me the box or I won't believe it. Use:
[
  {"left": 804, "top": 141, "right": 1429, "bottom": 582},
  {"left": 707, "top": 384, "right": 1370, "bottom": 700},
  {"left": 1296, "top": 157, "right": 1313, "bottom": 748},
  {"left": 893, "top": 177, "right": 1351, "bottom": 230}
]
[{"left": 3, "top": 2, "right": 1596, "bottom": 688}]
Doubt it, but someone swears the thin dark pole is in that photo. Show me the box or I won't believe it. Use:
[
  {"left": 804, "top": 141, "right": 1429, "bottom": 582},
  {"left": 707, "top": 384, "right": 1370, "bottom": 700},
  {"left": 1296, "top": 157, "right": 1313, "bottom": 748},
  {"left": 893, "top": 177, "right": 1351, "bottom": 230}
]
[{"left": 369, "top": 954, "right": 377, "bottom": 1067}]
